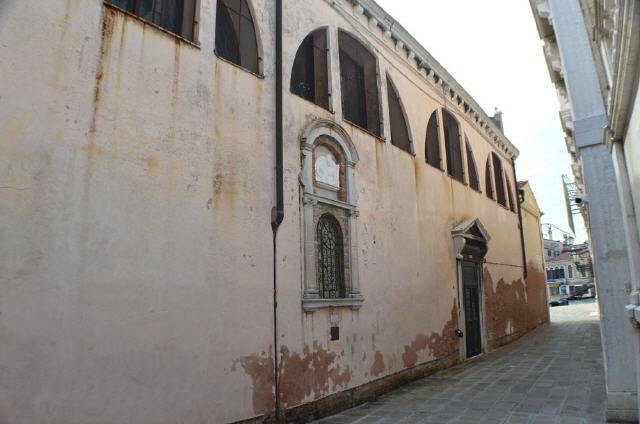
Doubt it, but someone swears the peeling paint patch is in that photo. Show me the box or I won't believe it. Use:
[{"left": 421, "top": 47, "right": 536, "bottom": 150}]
[
  {"left": 370, "top": 351, "right": 385, "bottom": 377},
  {"left": 232, "top": 351, "right": 275, "bottom": 416},
  {"left": 402, "top": 299, "right": 458, "bottom": 368},
  {"left": 278, "top": 343, "right": 352, "bottom": 409},
  {"left": 483, "top": 264, "right": 548, "bottom": 348}
]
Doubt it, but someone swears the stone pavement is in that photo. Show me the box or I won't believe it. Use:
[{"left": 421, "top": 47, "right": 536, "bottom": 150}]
[{"left": 314, "top": 301, "right": 610, "bottom": 424}]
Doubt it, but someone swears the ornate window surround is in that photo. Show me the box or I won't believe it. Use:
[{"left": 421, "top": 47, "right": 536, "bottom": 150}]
[{"left": 300, "top": 119, "right": 364, "bottom": 312}]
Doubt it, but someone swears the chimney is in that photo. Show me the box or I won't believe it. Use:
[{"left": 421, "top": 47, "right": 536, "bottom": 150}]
[{"left": 491, "top": 107, "right": 503, "bottom": 131}]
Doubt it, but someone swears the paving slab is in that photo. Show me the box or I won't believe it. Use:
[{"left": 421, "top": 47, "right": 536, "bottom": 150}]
[{"left": 313, "top": 301, "right": 618, "bottom": 424}]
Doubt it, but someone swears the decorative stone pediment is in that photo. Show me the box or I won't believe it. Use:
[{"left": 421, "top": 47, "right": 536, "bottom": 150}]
[{"left": 452, "top": 219, "right": 491, "bottom": 260}]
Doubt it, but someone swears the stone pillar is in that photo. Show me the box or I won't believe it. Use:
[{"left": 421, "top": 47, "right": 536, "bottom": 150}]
[
  {"left": 580, "top": 144, "right": 638, "bottom": 422},
  {"left": 548, "top": 0, "right": 639, "bottom": 419}
]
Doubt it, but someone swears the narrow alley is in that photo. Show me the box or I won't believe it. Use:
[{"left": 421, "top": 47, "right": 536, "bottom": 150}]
[{"left": 314, "top": 302, "right": 607, "bottom": 424}]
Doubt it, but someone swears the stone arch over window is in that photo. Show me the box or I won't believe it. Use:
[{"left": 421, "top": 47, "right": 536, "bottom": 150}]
[
  {"left": 492, "top": 152, "right": 507, "bottom": 207},
  {"left": 485, "top": 156, "right": 494, "bottom": 199},
  {"left": 291, "top": 28, "right": 330, "bottom": 110},
  {"left": 465, "top": 138, "right": 480, "bottom": 191},
  {"left": 338, "top": 30, "right": 381, "bottom": 136},
  {"left": 215, "top": 0, "right": 262, "bottom": 74},
  {"left": 300, "top": 119, "right": 363, "bottom": 312},
  {"left": 386, "top": 75, "right": 413, "bottom": 154},
  {"left": 442, "top": 109, "right": 464, "bottom": 182},
  {"left": 425, "top": 110, "right": 441, "bottom": 169}
]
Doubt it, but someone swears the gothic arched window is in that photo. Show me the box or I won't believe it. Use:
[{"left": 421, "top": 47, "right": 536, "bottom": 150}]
[
  {"left": 492, "top": 152, "right": 507, "bottom": 207},
  {"left": 317, "top": 214, "right": 346, "bottom": 299},
  {"left": 466, "top": 139, "right": 480, "bottom": 191},
  {"left": 215, "top": 0, "right": 260, "bottom": 74},
  {"left": 425, "top": 111, "right": 441, "bottom": 169},
  {"left": 338, "top": 31, "right": 380, "bottom": 135},
  {"left": 485, "top": 156, "right": 494, "bottom": 199},
  {"left": 291, "top": 29, "right": 329, "bottom": 110},
  {"left": 443, "top": 110, "right": 463, "bottom": 182},
  {"left": 387, "top": 76, "right": 412, "bottom": 153}
]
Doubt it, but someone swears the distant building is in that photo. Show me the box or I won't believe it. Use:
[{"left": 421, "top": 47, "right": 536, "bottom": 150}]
[{"left": 544, "top": 239, "right": 594, "bottom": 300}]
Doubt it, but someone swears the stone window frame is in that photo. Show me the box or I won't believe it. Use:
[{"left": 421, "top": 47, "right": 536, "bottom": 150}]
[{"left": 300, "top": 119, "right": 363, "bottom": 313}]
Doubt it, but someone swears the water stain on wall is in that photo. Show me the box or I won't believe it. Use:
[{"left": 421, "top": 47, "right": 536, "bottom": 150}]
[{"left": 91, "top": 7, "right": 116, "bottom": 135}]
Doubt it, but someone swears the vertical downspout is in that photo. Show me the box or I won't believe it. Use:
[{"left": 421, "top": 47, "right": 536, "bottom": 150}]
[
  {"left": 271, "top": 0, "right": 284, "bottom": 421},
  {"left": 512, "top": 159, "right": 528, "bottom": 279}
]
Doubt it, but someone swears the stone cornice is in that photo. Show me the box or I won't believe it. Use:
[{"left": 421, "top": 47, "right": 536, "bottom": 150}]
[{"left": 326, "top": 0, "right": 520, "bottom": 159}]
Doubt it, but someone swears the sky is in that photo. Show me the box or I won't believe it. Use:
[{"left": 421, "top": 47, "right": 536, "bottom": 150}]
[{"left": 375, "top": 0, "right": 588, "bottom": 243}]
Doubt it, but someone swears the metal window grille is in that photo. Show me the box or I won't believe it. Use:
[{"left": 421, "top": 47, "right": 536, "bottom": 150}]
[{"left": 317, "top": 214, "right": 346, "bottom": 299}]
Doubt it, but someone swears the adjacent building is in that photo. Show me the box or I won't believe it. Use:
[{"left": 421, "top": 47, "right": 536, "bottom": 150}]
[
  {"left": 519, "top": 181, "right": 550, "bottom": 319},
  {"left": 0, "top": 1, "right": 549, "bottom": 422},
  {"left": 530, "top": 0, "right": 640, "bottom": 421}
]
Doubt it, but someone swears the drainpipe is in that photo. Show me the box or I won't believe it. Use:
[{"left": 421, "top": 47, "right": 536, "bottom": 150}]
[
  {"left": 512, "top": 159, "right": 527, "bottom": 279},
  {"left": 271, "top": 0, "right": 284, "bottom": 421}
]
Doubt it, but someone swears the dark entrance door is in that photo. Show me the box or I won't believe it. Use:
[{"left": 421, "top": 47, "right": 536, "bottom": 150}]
[{"left": 462, "top": 261, "right": 482, "bottom": 358}]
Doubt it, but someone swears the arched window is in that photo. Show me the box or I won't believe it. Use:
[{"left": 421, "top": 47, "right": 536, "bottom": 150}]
[
  {"left": 338, "top": 31, "right": 380, "bottom": 136},
  {"left": 425, "top": 111, "right": 441, "bottom": 169},
  {"left": 465, "top": 139, "right": 480, "bottom": 191},
  {"left": 215, "top": 0, "right": 259, "bottom": 74},
  {"left": 485, "top": 157, "right": 494, "bottom": 199},
  {"left": 317, "top": 214, "right": 346, "bottom": 299},
  {"left": 300, "top": 119, "right": 363, "bottom": 311},
  {"left": 506, "top": 177, "right": 515, "bottom": 212},
  {"left": 291, "top": 29, "right": 329, "bottom": 110},
  {"left": 106, "top": 0, "right": 198, "bottom": 40},
  {"left": 386, "top": 76, "right": 412, "bottom": 153},
  {"left": 492, "top": 152, "right": 507, "bottom": 207},
  {"left": 443, "top": 110, "right": 463, "bottom": 182}
]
